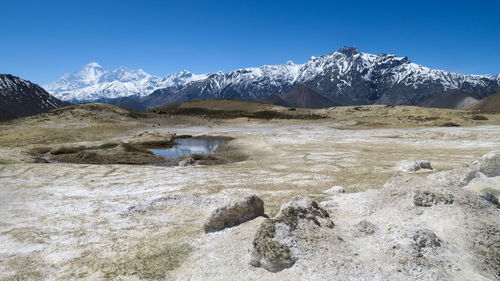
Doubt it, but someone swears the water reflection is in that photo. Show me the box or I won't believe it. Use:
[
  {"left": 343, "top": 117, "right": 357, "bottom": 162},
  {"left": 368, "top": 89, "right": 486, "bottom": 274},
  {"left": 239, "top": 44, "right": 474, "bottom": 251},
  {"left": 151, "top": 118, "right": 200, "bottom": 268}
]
[{"left": 149, "top": 138, "right": 227, "bottom": 158}]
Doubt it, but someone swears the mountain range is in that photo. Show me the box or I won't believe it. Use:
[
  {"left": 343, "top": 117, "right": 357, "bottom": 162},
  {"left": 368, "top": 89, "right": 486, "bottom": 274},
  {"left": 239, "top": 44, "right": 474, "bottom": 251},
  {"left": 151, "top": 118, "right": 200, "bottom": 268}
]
[
  {"left": 43, "top": 46, "right": 500, "bottom": 110},
  {"left": 0, "top": 74, "right": 68, "bottom": 121},
  {"left": 43, "top": 63, "right": 208, "bottom": 103}
]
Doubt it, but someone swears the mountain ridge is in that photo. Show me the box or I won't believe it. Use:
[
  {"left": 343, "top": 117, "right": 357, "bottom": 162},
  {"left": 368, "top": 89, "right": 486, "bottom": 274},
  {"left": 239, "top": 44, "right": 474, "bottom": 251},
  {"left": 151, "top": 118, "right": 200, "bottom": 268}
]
[
  {"left": 44, "top": 63, "right": 208, "bottom": 102},
  {"left": 0, "top": 74, "right": 69, "bottom": 121},
  {"left": 44, "top": 47, "right": 500, "bottom": 109}
]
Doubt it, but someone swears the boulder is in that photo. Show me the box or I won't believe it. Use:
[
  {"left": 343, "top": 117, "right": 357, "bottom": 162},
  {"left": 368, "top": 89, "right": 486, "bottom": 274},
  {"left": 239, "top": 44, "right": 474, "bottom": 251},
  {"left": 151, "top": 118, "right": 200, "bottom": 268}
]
[
  {"left": 203, "top": 195, "right": 265, "bottom": 233},
  {"left": 413, "top": 229, "right": 441, "bottom": 249},
  {"left": 250, "top": 196, "right": 334, "bottom": 272},
  {"left": 396, "top": 159, "right": 433, "bottom": 173},
  {"left": 324, "top": 186, "right": 346, "bottom": 194},
  {"left": 479, "top": 150, "right": 500, "bottom": 177}
]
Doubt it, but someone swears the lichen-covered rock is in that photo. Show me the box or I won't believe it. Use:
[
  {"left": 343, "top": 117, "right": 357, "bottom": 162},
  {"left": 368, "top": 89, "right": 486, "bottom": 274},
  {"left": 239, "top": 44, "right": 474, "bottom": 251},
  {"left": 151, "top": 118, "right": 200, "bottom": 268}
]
[
  {"left": 203, "top": 195, "right": 264, "bottom": 233},
  {"left": 479, "top": 150, "right": 500, "bottom": 177},
  {"left": 250, "top": 219, "right": 294, "bottom": 272},
  {"left": 277, "top": 196, "right": 330, "bottom": 220},
  {"left": 396, "top": 159, "right": 433, "bottom": 172},
  {"left": 413, "top": 229, "right": 441, "bottom": 249},
  {"left": 250, "top": 196, "right": 334, "bottom": 272},
  {"left": 414, "top": 190, "right": 454, "bottom": 207}
]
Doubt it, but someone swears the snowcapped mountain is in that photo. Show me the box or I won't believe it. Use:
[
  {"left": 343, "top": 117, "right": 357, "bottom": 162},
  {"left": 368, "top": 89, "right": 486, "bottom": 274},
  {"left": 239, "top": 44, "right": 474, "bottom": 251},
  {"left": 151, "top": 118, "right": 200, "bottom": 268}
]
[
  {"left": 44, "top": 47, "right": 500, "bottom": 108},
  {"left": 43, "top": 63, "right": 208, "bottom": 102},
  {"left": 0, "top": 74, "right": 68, "bottom": 121},
  {"left": 143, "top": 46, "right": 500, "bottom": 108}
]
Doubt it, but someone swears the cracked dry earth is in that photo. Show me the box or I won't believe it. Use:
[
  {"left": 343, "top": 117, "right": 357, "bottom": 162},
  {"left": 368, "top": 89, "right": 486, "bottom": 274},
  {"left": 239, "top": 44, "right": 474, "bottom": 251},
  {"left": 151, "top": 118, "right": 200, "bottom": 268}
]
[{"left": 1, "top": 121, "right": 500, "bottom": 280}]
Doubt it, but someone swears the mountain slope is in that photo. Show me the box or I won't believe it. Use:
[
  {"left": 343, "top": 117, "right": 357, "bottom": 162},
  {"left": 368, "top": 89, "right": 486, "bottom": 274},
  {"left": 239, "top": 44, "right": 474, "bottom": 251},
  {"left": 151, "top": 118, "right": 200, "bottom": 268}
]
[
  {"left": 43, "top": 63, "right": 208, "bottom": 102},
  {"left": 0, "top": 74, "right": 69, "bottom": 121},
  {"left": 417, "top": 90, "right": 479, "bottom": 109},
  {"left": 258, "top": 86, "right": 343, "bottom": 108},
  {"left": 257, "top": 94, "right": 291, "bottom": 107},
  {"left": 280, "top": 86, "right": 342, "bottom": 108},
  {"left": 143, "top": 47, "right": 500, "bottom": 109},
  {"left": 468, "top": 92, "right": 500, "bottom": 112}
]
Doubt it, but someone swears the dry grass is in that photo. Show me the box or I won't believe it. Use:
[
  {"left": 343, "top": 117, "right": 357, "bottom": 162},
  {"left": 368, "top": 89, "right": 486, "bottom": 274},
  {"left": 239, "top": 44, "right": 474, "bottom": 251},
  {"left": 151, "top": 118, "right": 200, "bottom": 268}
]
[
  {"left": 2, "top": 102, "right": 500, "bottom": 150},
  {"left": 0, "top": 122, "right": 138, "bottom": 147},
  {"left": 319, "top": 105, "right": 500, "bottom": 129}
]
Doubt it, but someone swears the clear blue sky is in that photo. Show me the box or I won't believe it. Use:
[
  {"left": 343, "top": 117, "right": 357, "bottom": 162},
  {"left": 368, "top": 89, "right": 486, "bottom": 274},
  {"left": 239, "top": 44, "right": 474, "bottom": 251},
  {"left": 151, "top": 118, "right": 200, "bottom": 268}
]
[{"left": 1, "top": 0, "right": 499, "bottom": 84}]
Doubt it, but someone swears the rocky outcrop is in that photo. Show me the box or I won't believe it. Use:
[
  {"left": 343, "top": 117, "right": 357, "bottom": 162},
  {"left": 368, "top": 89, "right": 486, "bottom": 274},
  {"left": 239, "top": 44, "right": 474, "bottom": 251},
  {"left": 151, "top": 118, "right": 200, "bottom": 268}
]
[
  {"left": 413, "top": 229, "right": 441, "bottom": 249},
  {"left": 203, "top": 195, "right": 265, "bottom": 233},
  {"left": 250, "top": 196, "right": 334, "bottom": 272}
]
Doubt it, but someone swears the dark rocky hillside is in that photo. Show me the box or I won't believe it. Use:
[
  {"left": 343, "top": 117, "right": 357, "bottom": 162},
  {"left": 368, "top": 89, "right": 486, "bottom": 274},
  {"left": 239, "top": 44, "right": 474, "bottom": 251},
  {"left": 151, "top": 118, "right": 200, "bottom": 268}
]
[
  {"left": 280, "top": 86, "right": 343, "bottom": 108},
  {"left": 0, "top": 74, "right": 69, "bottom": 121}
]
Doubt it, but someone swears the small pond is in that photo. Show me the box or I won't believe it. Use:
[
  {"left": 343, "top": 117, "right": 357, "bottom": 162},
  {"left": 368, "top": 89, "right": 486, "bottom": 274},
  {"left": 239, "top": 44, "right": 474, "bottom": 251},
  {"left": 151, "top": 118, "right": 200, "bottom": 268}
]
[
  {"left": 38, "top": 136, "right": 232, "bottom": 166},
  {"left": 149, "top": 137, "right": 228, "bottom": 158}
]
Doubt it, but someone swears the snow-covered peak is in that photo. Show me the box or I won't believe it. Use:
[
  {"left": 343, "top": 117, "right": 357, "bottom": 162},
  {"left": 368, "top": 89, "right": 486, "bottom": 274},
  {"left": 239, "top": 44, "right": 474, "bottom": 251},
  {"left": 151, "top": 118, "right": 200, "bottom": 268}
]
[
  {"left": 161, "top": 70, "right": 208, "bottom": 86},
  {"left": 43, "top": 63, "right": 206, "bottom": 102},
  {"left": 99, "top": 66, "right": 151, "bottom": 83},
  {"left": 45, "top": 62, "right": 107, "bottom": 94},
  {"left": 79, "top": 62, "right": 106, "bottom": 82}
]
